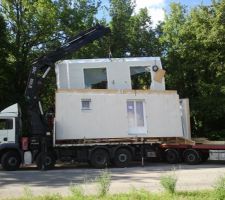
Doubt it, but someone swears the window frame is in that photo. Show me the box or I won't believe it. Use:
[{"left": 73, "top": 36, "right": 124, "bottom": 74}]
[
  {"left": 83, "top": 67, "right": 108, "bottom": 89},
  {"left": 81, "top": 99, "right": 92, "bottom": 110},
  {"left": 127, "top": 100, "right": 147, "bottom": 135},
  {"left": 129, "top": 66, "right": 151, "bottom": 90},
  {"left": 0, "top": 118, "right": 13, "bottom": 130}
]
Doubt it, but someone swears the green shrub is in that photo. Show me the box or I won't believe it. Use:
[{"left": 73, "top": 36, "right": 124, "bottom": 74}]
[
  {"left": 214, "top": 176, "right": 225, "bottom": 200},
  {"left": 69, "top": 184, "right": 84, "bottom": 200},
  {"left": 22, "top": 186, "right": 33, "bottom": 200},
  {"left": 160, "top": 174, "right": 177, "bottom": 194},
  {"left": 96, "top": 169, "right": 111, "bottom": 197}
]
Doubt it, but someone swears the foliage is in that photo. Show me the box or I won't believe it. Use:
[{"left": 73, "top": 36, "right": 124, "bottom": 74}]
[
  {"left": 22, "top": 186, "right": 33, "bottom": 200},
  {"left": 214, "top": 176, "right": 225, "bottom": 200},
  {"left": 0, "top": 189, "right": 219, "bottom": 200},
  {"left": 1, "top": 0, "right": 59, "bottom": 105},
  {"left": 0, "top": 14, "right": 11, "bottom": 110},
  {"left": 109, "top": 0, "right": 134, "bottom": 57},
  {"left": 160, "top": 174, "right": 177, "bottom": 194},
  {"left": 161, "top": 1, "right": 225, "bottom": 138},
  {"left": 69, "top": 184, "right": 85, "bottom": 200},
  {"left": 96, "top": 169, "right": 111, "bottom": 197},
  {"left": 128, "top": 8, "right": 161, "bottom": 57}
]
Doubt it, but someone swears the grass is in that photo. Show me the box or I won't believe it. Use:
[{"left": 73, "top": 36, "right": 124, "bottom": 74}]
[
  {"left": 214, "top": 175, "right": 225, "bottom": 200},
  {"left": 2, "top": 190, "right": 219, "bottom": 200},
  {"left": 160, "top": 172, "right": 177, "bottom": 194},
  {"left": 3, "top": 172, "right": 225, "bottom": 200},
  {"left": 96, "top": 169, "right": 111, "bottom": 197}
]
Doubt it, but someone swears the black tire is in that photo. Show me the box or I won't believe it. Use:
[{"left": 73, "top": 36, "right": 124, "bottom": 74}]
[
  {"left": 200, "top": 151, "right": 209, "bottom": 163},
  {"left": 1, "top": 151, "right": 21, "bottom": 171},
  {"left": 90, "top": 149, "right": 109, "bottom": 168},
  {"left": 36, "top": 152, "right": 56, "bottom": 170},
  {"left": 165, "top": 149, "right": 179, "bottom": 164},
  {"left": 113, "top": 148, "right": 132, "bottom": 168},
  {"left": 183, "top": 149, "right": 201, "bottom": 165}
]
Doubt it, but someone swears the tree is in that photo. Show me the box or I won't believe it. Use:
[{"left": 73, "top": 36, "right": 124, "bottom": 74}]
[
  {"left": 0, "top": 14, "right": 12, "bottom": 110},
  {"left": 161, "top": 2, "right": 225, "bottom": 138},
  {"left": 56, "top": 0, "right": 109, "bottom": 59},
  {"left": 109, "top": 0, "right": 134, "bottom": 57},
  {"left": 0, "top": 0, "right": 103, "bottom": 111},
  {"left": 1, "top": 0, "right": 59, "bottom": 107},
  {"left": 128, "top": 8, "right": 161, "bottom": 57}
]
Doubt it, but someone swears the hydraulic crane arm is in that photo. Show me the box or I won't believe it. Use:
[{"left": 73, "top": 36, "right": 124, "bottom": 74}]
[{"left": 25, "top": 24, "right": 110, "bottom": 136}]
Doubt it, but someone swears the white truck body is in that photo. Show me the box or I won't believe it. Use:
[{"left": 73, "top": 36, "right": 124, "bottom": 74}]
[{"left": 0, "top": 104, "right": 19, "bottom": 144}]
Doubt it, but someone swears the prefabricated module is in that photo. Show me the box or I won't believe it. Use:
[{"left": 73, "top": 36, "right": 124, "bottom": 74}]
[{"left": 55, "top": 57, "right": 191, "bottom": 144}]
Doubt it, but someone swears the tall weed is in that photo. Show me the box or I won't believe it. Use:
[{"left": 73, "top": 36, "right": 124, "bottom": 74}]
[
  {"left": 96, "top": 169, "right": 111, "bottom": 197},
  {"left": 160, "top": 173, "right": 177, "bottom": 194}
]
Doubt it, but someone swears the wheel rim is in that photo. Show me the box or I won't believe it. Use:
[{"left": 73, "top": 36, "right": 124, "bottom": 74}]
[
  {"left": 187, "top": 154, "right": 195, "bottom": 162},
  {"left": 167, "top": 152, "right": 176, "bottom": 162},
  {"left": 118, "top": 153, "right": 127, "bottom": 163},
  {"left": 8, "top": 157, "right": 17, "bottom": 166},
  {"left": 96, "top": 155, "right": 106, "bottom": 165},
  {"left": 45, "top": 156, "right": 52, "bottom": 166}
]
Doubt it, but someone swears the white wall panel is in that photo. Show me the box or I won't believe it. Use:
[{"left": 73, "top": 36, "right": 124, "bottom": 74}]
[
  {"left": 55, "top": 90, "right": 183, "bottom": 140},
  {"left": 55, "top": 57, "right": 165, "bottom": 90}
]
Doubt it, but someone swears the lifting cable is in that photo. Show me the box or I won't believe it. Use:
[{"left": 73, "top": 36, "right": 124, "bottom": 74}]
[{"left": 108, "top": 35, "right": 113, "bottom": 59}]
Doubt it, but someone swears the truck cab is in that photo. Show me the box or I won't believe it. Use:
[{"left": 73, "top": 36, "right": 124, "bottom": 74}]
[{"left": 0, "top": 104, "right": 22, "bottom": 170}]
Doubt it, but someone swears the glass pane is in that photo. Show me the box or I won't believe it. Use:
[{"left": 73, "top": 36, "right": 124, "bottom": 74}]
[
  {"left": 84, "top": 68, "right": 107, "bottom": 89},
  {"left": 127, "top": 101, "right": 135, "bottom": 128},
  {"left": 6, "top": 119, "right": 13, "bottom": 129},
  {"left": 136, "top": 101, "right": 144, "bottom": 127},
  {"left": 82, "top": 100, "right": 90, "bottom": 110},
  {"left": 130, "top": 66, "right": 151, "bottom": 90},
  {"left": 0, "top": 119, "right": 6, "bottom": 130}
]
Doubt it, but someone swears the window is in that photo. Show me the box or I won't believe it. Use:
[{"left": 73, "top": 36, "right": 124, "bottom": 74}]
[
  {"left": 0, "top": 119, "right": 13, "bottom": 130},
  {"left": 81, "top": 99, "right": 91, "bottom": 110},
  {"left": 130, "top": 66, "right": 151, "bottom": 90},
  {"left": 127, "top": 100, "right": 146, "bottom": 134},
  {"left": 84, "top": 68, "right": 107, "bottom": 89}
]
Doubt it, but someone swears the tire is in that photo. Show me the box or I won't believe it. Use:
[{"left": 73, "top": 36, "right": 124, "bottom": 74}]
[
  {"left": 36, "top": 152, "right": 56, "bottom": 170},
  {"left": 90, "top": 149, "right": 109, "bottom": 168},
  {"left": 183, "top": 149, "right": 201, "bottom": 165},
  {"left": 1, "top": 151, "right": 21, "bottom": 171},
  {"left": 113, "top": 148, "right": 132, "bottom": 168},
  {"left": 200, "top": 151, "right": 209, "bottom": 163},
  {"left": 165, "top": 149, "right": 179, "bottom": 164}
]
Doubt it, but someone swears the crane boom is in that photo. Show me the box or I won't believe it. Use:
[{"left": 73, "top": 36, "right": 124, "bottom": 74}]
[{"left": 25, "top": 24, "right": 110, "bottom": 136}]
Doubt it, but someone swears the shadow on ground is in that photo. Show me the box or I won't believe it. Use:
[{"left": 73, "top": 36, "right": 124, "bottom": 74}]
[{"left": 0, "top": 161, "right": 225, "bottom": 188}]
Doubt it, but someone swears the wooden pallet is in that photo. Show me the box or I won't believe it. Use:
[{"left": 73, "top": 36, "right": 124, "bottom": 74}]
[{"left": 55, "top": 136, "right": 195, "bottom": 146}]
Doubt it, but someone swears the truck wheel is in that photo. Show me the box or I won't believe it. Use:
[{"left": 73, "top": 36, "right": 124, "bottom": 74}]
[
  {"left": 113, "top": 148, "right": 132, "bottom": 168},
  {"left": 1, "top": 151, "right": 21, "bottom": 171},
  {"left": 90, "top": 149, "right": 109, "bottom": 168},
  {"left": 200, "top": 151, "right": 209, "bottom": 163},
  {"left": 36, "top": 152, "right": 56, "bottom": 170},
  {"left": 165, "top": 149, "right": 179, "bottom": 164},
  {"left": 183, "top": 149, "right": 201, "bottom": 165}
]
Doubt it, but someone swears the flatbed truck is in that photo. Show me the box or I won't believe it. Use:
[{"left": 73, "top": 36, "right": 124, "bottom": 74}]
[{"left": 0, "top": 25, "right": 224, "bottom": 171}]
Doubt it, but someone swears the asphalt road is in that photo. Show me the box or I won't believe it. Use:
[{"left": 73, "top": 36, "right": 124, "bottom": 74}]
[{"left": 1, "top": 161, "right": 225, "bottom": 197}]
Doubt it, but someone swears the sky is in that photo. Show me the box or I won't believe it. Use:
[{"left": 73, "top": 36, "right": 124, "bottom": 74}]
[{"left": 99, "top": 0, "right": 212, "bottom": 27}]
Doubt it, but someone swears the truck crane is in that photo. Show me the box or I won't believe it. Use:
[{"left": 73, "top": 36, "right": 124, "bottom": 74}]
[
  {"left": 1, "top": 24, "right": 224, "bottom": 172},
  {"left": 0, "top": 24, "right": 110, "bottom": 170}
]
